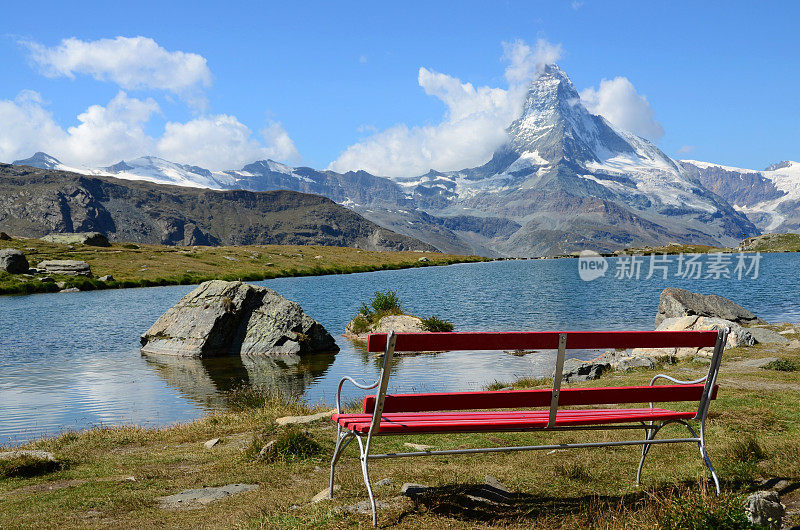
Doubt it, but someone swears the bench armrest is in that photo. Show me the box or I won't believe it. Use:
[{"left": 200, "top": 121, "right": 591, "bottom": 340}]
[
  {"left": 336, "top": 376, "right": 379, "bottom": 414},
  {"left": 649, "top": 374, "right": 707, "bottom": 386}
]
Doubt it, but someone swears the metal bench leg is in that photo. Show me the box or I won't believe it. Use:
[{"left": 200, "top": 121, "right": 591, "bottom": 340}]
[
  {"left": 330, "top": 428, "right": 354, "bottom": 498},
  {"left": 636, "top": 421, "right": 662, "bottom": 486},
  {"left": 356, "top": 435, "right": 378, "bottom": 527},
  {"left": 698, "top": 422, "right": 720, "bottom": 494}
]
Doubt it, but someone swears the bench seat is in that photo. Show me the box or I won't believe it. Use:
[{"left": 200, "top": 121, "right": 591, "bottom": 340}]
[{"left": 333, "top": 407, "right": 696, "bottom": 434}]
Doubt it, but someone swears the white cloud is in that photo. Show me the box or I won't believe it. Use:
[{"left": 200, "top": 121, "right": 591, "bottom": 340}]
[
  {"left": 580, "top": 77, "right": 665, "bottom": 140},
  {"left": 0, "top": 91, "right": 298, "bottom": 170},
  {"left": 0, "top": 90, "right": 67, "bottom": 161},
  {"left": 61, "top": 91, "right": 159, "bottom": 166},
  {"left": 158, "top": 116, "right": 300, "bottom": 170},
  {"left": 677, "top": 145, "right": 695, "bottom": 154},
  {"left": 23, "top": 36, "right": 212, "bottom": 95},
  {"left": 502, "top": 38, "right": 563, "bottom": 87},
  {"left": 571, "top": 1, "right": 585, "bottom": 10},
  {"left": 329, "top": 39, "right": 562, "bottom": 177}
]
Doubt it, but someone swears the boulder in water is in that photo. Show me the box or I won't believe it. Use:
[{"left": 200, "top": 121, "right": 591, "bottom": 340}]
[{"left": 140, "top": 280, "right": 338, "bottom": 357}]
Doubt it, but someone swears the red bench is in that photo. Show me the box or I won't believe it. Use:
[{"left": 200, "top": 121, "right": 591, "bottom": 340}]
[{"left": 329, "top": 329, "right": 728, "bottom": 526}]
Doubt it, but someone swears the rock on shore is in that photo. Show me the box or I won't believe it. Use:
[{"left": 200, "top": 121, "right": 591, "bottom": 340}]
[
  {"left": 140, "top": 280, "right": 338, "bottom": 357},
  {"left": 344, "top": 314, "right": 426, "bottom": 342},
  {"left": 41, "top": 232, "right": 110, "bottom": 247},
  {"left": 35, "top": 259, "right": 92, "bottom": 276},
  {"left": 655, "top": 287, "right": 767, "bottom": 328},
  {"left": 0, "top": 248, "right": 29, "bottom": 273}
]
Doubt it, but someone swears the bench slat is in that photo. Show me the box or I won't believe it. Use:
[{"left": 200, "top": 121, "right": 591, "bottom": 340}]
[
  {"left": 336, "top": 408, "right": 697, "bottom": 434},
  {"left": 366, "top": 331, "right": 719, "bottom": 353},
  {"left": 363, "top": 384, "right": 716, "bottom": 413}
]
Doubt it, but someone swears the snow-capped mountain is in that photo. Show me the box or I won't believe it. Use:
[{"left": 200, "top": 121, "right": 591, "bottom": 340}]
[
  {"left": 8, "top": 65, "right": 772, "bottom": 256},
  {"left": 397, "top": 65, "right": 758, "bottom": 255},
  {"left": 11, "top": 152, "right": 103, "bottom": 176},
  {"left": 681, "top": 159, "right": 800, "bottom": 232},
  {"left": 101, "top": 156, "right": 235, "bottom": 189}
]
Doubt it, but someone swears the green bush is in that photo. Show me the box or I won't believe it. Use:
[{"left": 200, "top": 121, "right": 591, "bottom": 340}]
[
  {"left": 249, "top": 427, "right": 323, "bottom": 462},
  {"left": 369, "top": 289, "right": 402, "bottom": 314},
  {"left": 762, "top": 358, "right": 798, "bottom": 372},
  {"left": 420, "top": 315, "right": 454, "bottom": 332}
]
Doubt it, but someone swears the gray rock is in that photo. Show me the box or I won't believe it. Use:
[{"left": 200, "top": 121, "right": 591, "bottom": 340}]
[
  {"left": 344, "top": 314, "right": 426, "bottom": 341},
  {"left": 0, "top": 450, "right": 57, "bottom": 462},
  {"left": 0, "top": 248, "right": 29, "bottom": 274},
  {"left": 655, "top": 287, "right": 767, "bottom": 328},
  {"left": 634, "top": 316, "right": 756, "bottom": 358},
  {"left": 741, "top": 357, "right": 780, "bottom": 368},
  {"left": 417, "top": 256, "right": 430, "bottom": 262},
  {"left": 484, "top": 475, "right": 511, "bottom": 493},
  {"left": 56, "top": 281, "right": 67, "bottom": 289},
  {"left": 747, "top": 327, "right": 790, "bottom": 345},
  {"left": 275, "top": 410, "right": 333, "bottom": 426},
  {"left": 203, "top": 438, "right": 220, "bottom": 449},
  {"left": 41, "top": 232, "right": 110, "bottom": 247},
  {"left": 98, "top": 275, "right": 114, "bottom": 282},
  {"left": 375, "top": 478, "right": 392, "bottom": 487},
  {"left": 400, "top": 483, "right": 429, "bottom": 496},
  {"left": 259, "top": 440, "right": 276, "bottom": 457},
  {"left": 39, "top": 276, "right": 55, "bottom": 282},
  {"left": 37, "top": 259, "right": 92, "bottom": 276},
  {"left": 59, "top": 287, "right": 81, "bottom": 293},
  {"left": 593, "top": 350, "right": 656, "bottom": 371},
  {"left": 745, "top": 490, "right": 784, "bottom": 529},
  {"left": 140, "top": 280, "right": 338, "bottom": 357},
  {"left": 157, "top": 483, "right": 258, "bottom": 509},
  {"left": 557, "top": 358, "right": 610, "bottom": 382},
  {"left": 310, "top": 484, "right": 339, "bottom": 503}
]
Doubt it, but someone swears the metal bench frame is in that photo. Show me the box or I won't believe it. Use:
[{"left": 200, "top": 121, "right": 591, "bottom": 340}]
[{"left": 329, "top": 329, "right": 729, "bottom": 526}]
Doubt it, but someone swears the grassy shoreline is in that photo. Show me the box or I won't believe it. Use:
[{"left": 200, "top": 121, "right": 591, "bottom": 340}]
[
  {"left": 0, "top": 237, "right": 490, "bottom": 296},
  {"left": 2, "top": 326, "right": 800, "bottom": 528}
]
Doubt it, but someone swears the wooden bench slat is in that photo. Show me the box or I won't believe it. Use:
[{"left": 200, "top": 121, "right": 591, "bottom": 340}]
[
  {"left": 362, "top": 384, "right": 716, "bottom": 413},
  {"left": 366, "top": 330, "right": 719, "bottom": 352}
]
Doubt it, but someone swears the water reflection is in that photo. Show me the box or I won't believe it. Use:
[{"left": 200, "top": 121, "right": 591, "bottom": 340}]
[{"left": 143, "top": 349, "right": 338, "bottom": 406}]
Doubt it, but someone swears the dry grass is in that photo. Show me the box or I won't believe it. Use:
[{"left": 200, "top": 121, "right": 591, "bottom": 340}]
[
  {"left": 1, "top": 338, "right": 799, "bottom": 528},
  {"left": 0, "top": 237, "right": 488, "bottom": 295}
]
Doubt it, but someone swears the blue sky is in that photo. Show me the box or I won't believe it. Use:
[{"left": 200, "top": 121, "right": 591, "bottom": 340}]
[{"left": 1, "top": 1, "right": 798, "bottom": 175}]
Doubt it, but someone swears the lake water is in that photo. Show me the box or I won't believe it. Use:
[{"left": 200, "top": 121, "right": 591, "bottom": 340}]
[{"left": 2, "top": 253, "right": 798, "bottom": 445}]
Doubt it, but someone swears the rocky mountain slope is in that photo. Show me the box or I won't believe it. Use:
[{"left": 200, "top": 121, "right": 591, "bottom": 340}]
[
  {"left": 681, "top": 160, "right": 800, "bottom": 233},
  {"left": 10, "top": 65, "right": 768, "bottom": 256},
  {"left": 0, "top": 164, "right": 436, "bottom": 251}
]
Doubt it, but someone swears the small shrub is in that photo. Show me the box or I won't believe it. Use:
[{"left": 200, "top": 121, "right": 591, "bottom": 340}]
[
  {"left": 420, "top": 315, "right": 454, "bottom": 332},
  {"left": 762, "top": 359, "right": 798, "bottom": 372},
  {"left": 369, "top": 290, "right": 402, "bottom": 314},
  {"left": 250, "top": 427, "right": 323, "bottom": 462},
  {"left": 727, "top": 435, "right": 766, "bottom": 462},
  {"left": 555, "top": 460, "right": 590, "bottom": 480},
  {"left": 226, "top": 385, "right": 298, "bottom": 412},
  {"left": 349, "top": 315, "right": 372, "bottom": 335},
  {"left": 659, "top": 489, "right": 752, "bottom": 530},
  {"left": 121, "top": 243, "right": 140, "bottom": 249}
]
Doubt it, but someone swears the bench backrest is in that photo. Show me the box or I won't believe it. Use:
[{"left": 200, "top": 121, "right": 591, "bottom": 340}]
[{"left": 363, "top": 330, "right": 726, "bottom": 434}]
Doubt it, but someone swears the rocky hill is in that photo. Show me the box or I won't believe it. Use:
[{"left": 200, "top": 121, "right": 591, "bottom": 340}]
[{"left": 0, "top": 164, "right": 436, "bottom": 251}]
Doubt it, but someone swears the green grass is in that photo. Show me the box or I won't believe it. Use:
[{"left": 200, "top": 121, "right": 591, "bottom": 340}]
[{"left": 0, "top": 238, "right": 489, "bottom": 296}]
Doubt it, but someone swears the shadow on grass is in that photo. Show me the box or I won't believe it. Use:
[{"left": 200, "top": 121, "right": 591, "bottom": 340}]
[{"left": 396, "top": 479, "right": 760, "bottom": 526}]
